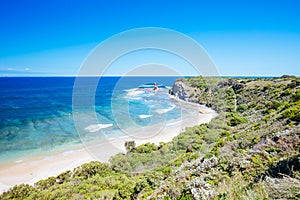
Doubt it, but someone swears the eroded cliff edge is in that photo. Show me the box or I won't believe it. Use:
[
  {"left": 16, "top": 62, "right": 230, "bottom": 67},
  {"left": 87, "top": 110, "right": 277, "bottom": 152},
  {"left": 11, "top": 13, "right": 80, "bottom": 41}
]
[
  {"left": 171, "top": 78, "right": 199, "bottom": 102},
  {"left": 171, "top": 77, "right": 245, "bottom": 111}
]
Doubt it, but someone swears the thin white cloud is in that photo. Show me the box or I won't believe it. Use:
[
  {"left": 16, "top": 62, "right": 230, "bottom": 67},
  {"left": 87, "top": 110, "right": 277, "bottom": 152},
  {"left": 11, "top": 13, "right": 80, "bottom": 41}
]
[{"left": 25, "top": 67, "right": 30, "bottom": 71}]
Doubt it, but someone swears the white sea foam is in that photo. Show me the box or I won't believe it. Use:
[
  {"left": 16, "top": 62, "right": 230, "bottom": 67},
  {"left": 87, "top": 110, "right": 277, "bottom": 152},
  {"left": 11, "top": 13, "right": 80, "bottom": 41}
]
[
  {"left": 84, "top": 123, "right": 113, "bottom": 133},
  {"left": 125, "top": 89, "right": 145, "bottom": 98},
  {"left": 124, "top": 88, "right": 135, "bottom": 92},
  {"left": 124, "top": 88, "right": 157, "bottom": 100},
  {"left": 119, "top": 135, "right": 129, "bottom": 139},
  {"left": 143, "top": 93, "right": 155, "bottom": 97},
  {"left": 139, "top": 114, "right": 152, "bottom": 119},
  {"left": 63, "top": 150, "right": 75, "bottom": 157},
  {"left": 166, "top": 121, "right": 182, "bottom": 127},
  {"left": 130, "top": 97, "right": 142, "bottom": 100},
  {"left": 155, "top": 104, "right": 176, "bottom": 114},
  {"left": 15, "top": 160, "right": 23, "bottom": 163}
]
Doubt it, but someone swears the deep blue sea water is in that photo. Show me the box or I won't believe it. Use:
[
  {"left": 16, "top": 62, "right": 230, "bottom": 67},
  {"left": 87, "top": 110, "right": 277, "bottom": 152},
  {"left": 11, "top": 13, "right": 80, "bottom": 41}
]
[{"left": 0, "top": 76, "right": 184, "bottom": 163}]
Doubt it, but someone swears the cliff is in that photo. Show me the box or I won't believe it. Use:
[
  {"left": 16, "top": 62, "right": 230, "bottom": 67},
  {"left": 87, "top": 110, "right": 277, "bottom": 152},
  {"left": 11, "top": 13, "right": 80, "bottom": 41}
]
[{"left": 171, "top": 78, "right": 199, "bottom": 102}]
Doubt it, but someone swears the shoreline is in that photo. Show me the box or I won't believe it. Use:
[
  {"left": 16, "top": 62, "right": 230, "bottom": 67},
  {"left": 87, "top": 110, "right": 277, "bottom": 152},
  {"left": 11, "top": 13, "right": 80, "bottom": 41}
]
[{"left": 0, "top": 100, "right": 217, "bottom": 193}]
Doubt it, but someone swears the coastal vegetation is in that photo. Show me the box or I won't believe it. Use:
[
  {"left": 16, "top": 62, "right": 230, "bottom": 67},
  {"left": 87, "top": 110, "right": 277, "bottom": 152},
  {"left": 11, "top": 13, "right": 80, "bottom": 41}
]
[{"left": 1, "top": 76, "right": 300, "bottom": 199}]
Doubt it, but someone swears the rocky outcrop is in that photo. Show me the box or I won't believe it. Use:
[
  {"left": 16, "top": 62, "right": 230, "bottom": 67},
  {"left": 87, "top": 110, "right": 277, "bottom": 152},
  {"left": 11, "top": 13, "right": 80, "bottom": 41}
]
[
  {"left": 171, "top": 77, "right": 248, "bottom": 112},
  {"left": 215, "top": 78, "right": 245, "bottom": 93},
  {"left": 171, "top": 79, "right": 199, "bottom": 102},
  {"left": 187, "top": 177, "right": 216, "bottom": 200},
  {"left": 185, "top": 157, "right": 218, "bottom": 199}
]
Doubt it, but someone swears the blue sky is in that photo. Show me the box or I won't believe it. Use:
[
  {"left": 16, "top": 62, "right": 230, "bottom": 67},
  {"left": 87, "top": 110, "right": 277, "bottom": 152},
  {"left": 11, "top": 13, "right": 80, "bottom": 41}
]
[{"left": 0, "top": 0, "right": 299, "bottom": 76}]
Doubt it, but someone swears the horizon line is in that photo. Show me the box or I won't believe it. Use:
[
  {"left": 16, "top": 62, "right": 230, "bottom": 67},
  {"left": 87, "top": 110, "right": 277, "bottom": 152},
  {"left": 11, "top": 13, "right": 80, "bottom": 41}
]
[{"left": 1, "top": 74, "right": 297, "bottom": 78}]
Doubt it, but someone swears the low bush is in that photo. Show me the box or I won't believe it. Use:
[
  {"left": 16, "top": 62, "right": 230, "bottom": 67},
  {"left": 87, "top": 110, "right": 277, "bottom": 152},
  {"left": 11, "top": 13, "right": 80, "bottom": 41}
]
[
  {"left": 73, "top": 161, "right": 111, "bottom": 179},
  {"left": 237, "top": 104, "right": 248, "bottom": 113},
  {"left": 226, "top": 113, "right": 248, "bottom": 126},
  {"left": 133, "top": 142, "right": 158, "bottom": 154},
  {"left": 282, "top": 103, "right": 300, "bottom": 122}
]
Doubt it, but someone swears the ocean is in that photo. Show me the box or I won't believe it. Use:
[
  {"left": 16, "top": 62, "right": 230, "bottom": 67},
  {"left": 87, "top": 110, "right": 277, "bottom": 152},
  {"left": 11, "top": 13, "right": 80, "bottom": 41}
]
[{"left": 0, "top": 76, "right": 194, "bottom": 163}]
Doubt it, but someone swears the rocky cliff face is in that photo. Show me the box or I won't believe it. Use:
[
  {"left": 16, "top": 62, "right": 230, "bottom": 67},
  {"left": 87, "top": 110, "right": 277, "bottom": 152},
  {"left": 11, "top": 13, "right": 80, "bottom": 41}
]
[
  {"left": 171, "top": 77, "right": 248, "bottom": 112},
  {"left": 171, "top": 78, "right": 199, "bottom": 103}
]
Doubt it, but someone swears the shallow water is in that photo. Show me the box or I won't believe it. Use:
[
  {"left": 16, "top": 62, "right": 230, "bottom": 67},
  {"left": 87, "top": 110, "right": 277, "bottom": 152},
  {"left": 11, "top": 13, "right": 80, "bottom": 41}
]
[{"left": 0, "top": 76, "right": 197, "bottom": 163}]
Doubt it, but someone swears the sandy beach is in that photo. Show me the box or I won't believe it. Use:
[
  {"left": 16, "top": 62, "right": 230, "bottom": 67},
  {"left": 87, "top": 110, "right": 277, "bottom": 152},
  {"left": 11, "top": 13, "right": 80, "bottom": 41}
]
[{"left": 0, "top": 103, "right": 217, "bottom": 193}]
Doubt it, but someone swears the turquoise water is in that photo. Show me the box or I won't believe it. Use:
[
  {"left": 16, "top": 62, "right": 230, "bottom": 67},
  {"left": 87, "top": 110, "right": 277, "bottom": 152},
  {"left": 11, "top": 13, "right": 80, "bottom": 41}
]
[{"left": 0, "top": 76, "right": 187, "bottom": 162}]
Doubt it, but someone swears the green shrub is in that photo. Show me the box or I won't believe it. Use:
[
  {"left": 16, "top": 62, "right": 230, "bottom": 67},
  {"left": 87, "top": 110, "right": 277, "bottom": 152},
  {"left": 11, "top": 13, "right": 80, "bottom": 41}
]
[
  {"left": 292, "top": 91, "right": 300, "bottom": 102},
  {"left": 262, "top": 115, "right": 270, "bottom": 123},
  {"left": 249, "top": 135, "right": 260, "bottom": 145},
  {"left": 144, "top": 171, "right": 164, "bottom": 188},
  {"left": 115, "top": 180, "right": 135, "bottom": 199},
  {"left": 204, "top": 129, "right": 220, "bottom": 144},
  {"left": 134, "top": 142, "right": 158, "bottom": 153},
  {"left": 134, "top": 178, "right": 150, "bottom": 194},
  {"left": 282, "top": 103, "right": 300, "bottom": 122},
  {"left": 215, "top": 173, "right": 268, "bottom": 199},
  {"left": 125, "top": 140, "right": 136, "bottom": 153},
  {"left": 248, "top": 103, "right": 256, "bottom": 109},
  {"left": 227, "top": 113, "right": 248, "bottom": 126},
  {"left": 262, "top": 108, "right": 273, "bottom": 114},
  {"left": 281, "top": 89, "right": 292, "bottom": 96},
  {"left": 251, "top": 123, "right": 260, "bottom": 131},
  {"left": 110, "top": 153, "right": 132, "bottom": 172},
  {"left": 224, "top": 88, "right": 236, "bottom": 112},
  {"left": 4, "top": 184, "right": 36, "bottom": 199},
  {"left": 56, "top": 170, "right": 71, "bottom": 184},
  {"left": 210, "top": 138, "right": 225, "bottom": 156},
  {"left": 208, "top": 117, "right": 229, "bottom": 130},
  {"left": 188, "top": 76, "right": 207, "bottom": 88},
  {"left": 265, "top": 147, "right": 281, "bottom": 153},
  {"left": 35, "top": 176, "right": 56, "bottom": 190},
  {"left": 73, "top": 161, "right": 111, "bottom": 179},
  {"left": 266, "top": 101, "right": 282, "bottom": 110},
  {"left": 237, "top": 104, "right": 248, "bottom": 113},
  {"left": 287, "top": 79, "right": 300, "bottom": 88}
]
